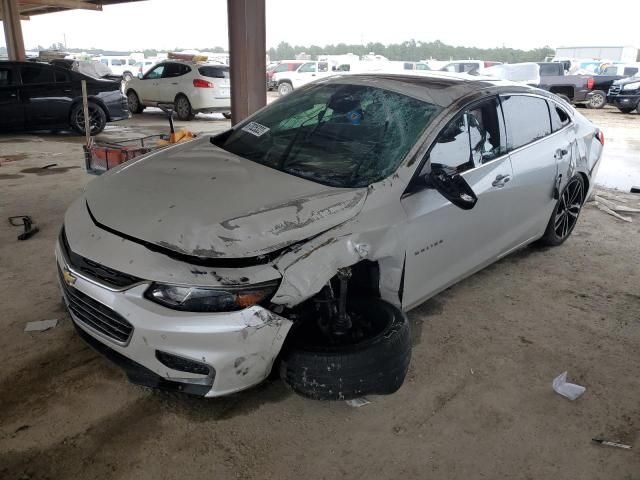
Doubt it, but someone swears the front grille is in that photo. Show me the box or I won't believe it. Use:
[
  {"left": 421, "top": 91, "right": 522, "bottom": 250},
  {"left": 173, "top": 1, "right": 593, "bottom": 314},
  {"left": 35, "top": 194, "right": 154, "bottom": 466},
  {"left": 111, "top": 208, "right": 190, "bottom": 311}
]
[
  {"left": 608, "top": 85, "right": 621, "bottom": 96},
  {"left": 60, "top": 228, "right": 142, "bottom": 289},
  {"left": 59, "top": 266, "right": 134, "bottom": 344}
]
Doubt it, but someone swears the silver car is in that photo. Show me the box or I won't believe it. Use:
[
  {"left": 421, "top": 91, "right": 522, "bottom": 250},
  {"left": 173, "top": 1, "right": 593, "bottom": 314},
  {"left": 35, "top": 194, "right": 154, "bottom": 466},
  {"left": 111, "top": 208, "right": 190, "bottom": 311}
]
[{"left": 57, "top": 73, "right": 603, "bottom": 400}]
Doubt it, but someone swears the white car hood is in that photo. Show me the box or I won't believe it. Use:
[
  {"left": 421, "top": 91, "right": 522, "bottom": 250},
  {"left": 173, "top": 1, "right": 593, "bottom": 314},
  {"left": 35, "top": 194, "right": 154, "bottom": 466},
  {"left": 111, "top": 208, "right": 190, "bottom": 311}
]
[{"left": 85, "top": 136, "right": 367, "bottom": 259}]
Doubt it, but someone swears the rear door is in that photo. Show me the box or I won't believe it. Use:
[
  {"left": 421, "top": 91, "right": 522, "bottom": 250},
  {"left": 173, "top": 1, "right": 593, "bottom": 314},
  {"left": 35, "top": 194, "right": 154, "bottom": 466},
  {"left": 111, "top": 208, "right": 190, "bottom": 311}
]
[
  {"left": 0, "top": 64, "right": 23, "bottom": 130},
  {"left": 159, "top": 62, "right": 188, "bottom": 102},
  {"left": 500, "top": 94, "right": 571, "bottom": 246},
  {"left": 19, "top": 63, "right": 68, "bottom": 129},
  {"left": 401, "top": 96, "right": 514, "bottom": 309},
  {"left": 198, "top": 64, "right": 231, "bottom": 99}
]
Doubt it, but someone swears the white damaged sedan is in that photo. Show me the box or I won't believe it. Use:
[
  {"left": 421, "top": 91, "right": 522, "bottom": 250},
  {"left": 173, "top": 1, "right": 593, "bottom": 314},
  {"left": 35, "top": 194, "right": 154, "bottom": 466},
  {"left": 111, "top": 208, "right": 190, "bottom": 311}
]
[{"left": 57, "top": 73, "right": 603, "bottom": 399}]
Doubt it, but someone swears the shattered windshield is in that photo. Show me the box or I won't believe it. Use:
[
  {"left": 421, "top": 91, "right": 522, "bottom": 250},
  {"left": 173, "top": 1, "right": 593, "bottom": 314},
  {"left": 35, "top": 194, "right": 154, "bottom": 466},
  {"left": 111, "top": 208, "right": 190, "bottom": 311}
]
[{"left": 216, "top": 83, "right": 441, "bottom": 187}]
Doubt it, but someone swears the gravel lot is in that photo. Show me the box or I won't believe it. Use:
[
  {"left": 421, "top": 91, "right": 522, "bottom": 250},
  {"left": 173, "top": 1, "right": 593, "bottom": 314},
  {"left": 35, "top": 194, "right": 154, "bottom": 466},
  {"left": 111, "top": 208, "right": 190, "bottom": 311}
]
[{"left": 0, "top": 105, "right": 638, "bottom": 480}]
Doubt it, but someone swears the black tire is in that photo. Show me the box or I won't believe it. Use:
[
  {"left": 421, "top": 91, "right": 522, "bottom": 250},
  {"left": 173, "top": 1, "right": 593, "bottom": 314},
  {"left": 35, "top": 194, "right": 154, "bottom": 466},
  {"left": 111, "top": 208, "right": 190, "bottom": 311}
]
[
  {"left": 586, "top": 90, "right": 607, "bottom": 109},
  {"left": 555, "top": 93, "right": 572, "bottom": 104},
  {"left": 222, "top": 111, "right": 232, "bottom": 119},
  {"left": 538, "top": 174, "right": 585, "bottom": 246},
  {"left": 175, "top": 94, "right": 195, "bottom": 121},
  {"left": 279, "top": 298, "right": 411, "bottom": 400},
  {"left": 636, "top": 103, "right": 640, "bottom": 115},
  {"left": 70, "top": 102, "right": 107, "bottom": 135},
  {"left": 278, "top": 81, "right": 293, "bottom": 96},
  {"left": 127, "top": 90, "right": 145, "bottom": 114},
  {"left": 618, "top": 107, "right": 634, "bottom": 114}
]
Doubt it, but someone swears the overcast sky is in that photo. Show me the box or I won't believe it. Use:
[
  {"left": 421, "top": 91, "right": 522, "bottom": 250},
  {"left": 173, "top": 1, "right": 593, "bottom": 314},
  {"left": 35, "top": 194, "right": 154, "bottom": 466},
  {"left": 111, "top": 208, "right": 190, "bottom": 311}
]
[{"left": 1, "top": 0, "right": 638, "bottom": 52}]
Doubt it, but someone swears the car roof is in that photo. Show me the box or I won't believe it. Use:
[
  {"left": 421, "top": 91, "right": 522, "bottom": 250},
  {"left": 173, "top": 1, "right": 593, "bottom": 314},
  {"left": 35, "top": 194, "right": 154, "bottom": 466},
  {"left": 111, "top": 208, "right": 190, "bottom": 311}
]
[{"left": 317, "top": 72, "right": 533, "bottom": 107}]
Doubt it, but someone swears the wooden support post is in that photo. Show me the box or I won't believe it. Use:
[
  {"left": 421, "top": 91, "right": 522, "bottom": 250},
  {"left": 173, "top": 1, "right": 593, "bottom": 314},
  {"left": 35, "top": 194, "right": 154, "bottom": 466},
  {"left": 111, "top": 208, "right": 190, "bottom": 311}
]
[
  {"left": 227, "top": 0, "right": 266, "bottom": 124},
  {"left": 81, "top": 80, "right": 91, "bottom": 143},
  {"left": 1, "top": 0, "right": 26, "bottom": 61}
]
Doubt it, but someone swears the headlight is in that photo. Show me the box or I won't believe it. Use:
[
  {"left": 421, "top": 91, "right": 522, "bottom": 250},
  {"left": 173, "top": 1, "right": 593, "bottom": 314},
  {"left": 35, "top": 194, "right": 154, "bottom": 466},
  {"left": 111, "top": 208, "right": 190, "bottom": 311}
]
[
  {"left": 622, "top": 81, "right": 640, "bottom": 91},
  {"left": 144, "top": 281, "right": 278, "bottom": 312}
]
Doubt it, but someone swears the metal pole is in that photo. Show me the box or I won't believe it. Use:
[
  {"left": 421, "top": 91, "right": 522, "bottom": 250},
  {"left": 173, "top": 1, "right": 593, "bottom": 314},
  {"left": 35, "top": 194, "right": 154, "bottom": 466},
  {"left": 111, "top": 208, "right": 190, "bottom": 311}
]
[
  {"left": 1, "top": 0, "right": 26, "bottom": 61},
  {"left": 81, "top": 80, "right": 91, "bottom": 144},
  {"left": 227, "top": 0, "right": 266, "bottom": 124}
]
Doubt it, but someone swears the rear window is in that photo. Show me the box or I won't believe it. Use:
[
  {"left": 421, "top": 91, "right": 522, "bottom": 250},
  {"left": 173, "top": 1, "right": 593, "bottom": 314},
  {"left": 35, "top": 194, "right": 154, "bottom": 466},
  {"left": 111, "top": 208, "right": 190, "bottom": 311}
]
[
  {"left": 548, "top": 101, "right": 571, "bottom": 132},
  {"left": 623, "top": 67, "right": 639, "bottom": 76},
  {"left": 501, "top": 95, "right": 551, "bottom": 150},
  {"left": 198, "top": 66, "right": 230, "bottom": 79},
  {"left": 538, "top": 63, "right": 562, "bottom": 76}
]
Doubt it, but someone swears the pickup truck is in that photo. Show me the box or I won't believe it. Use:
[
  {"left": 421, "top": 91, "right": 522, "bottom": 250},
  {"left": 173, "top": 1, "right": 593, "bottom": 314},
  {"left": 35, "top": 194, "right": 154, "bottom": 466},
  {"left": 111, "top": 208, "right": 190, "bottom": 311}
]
[
  {"left": 537, "top": 62, "right": 593, "bottom": 106},
  {"left": 272, "top": 61, "right": 332, "bottom": 96}
]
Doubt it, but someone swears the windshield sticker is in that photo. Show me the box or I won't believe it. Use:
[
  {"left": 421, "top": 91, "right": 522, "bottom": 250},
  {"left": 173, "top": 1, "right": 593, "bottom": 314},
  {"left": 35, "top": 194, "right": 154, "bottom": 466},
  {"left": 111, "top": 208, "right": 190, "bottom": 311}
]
[{"left": 242, "top": 122, "right": 270, "bottom": 137}]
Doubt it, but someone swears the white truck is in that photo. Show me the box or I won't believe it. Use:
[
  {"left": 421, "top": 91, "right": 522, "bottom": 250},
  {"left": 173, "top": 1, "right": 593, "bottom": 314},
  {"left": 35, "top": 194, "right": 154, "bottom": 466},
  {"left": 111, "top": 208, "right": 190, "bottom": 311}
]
[{"left": 272, "top": 61, "right": 333, "bottom": 95}]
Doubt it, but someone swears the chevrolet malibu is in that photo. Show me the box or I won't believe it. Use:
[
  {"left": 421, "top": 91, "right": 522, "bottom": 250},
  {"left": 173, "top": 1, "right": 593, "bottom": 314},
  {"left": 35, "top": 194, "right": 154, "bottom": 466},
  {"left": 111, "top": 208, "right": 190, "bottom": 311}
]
[{"left": 57, "top": 73, "right": 603, "bottom": 400}]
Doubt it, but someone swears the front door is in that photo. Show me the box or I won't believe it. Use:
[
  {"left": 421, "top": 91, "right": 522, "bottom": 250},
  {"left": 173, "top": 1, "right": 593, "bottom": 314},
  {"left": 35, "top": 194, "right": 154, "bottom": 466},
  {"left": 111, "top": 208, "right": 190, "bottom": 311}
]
[
  {"left": 0, "top": 64, "right": 23, "bottom": 131},
  {"left": 138, "top": 64, "right": 166, "bottom": 104},
  {"left": 401, "top": 96, "right": 514, "bottom": 309}
]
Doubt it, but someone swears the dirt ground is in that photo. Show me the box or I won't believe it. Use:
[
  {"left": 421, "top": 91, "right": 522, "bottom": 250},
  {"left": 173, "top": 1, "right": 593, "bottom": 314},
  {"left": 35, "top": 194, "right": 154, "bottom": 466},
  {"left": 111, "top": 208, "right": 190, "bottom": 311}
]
[{"left": 0, "top": 106, "right": 639, "bottom": 480}]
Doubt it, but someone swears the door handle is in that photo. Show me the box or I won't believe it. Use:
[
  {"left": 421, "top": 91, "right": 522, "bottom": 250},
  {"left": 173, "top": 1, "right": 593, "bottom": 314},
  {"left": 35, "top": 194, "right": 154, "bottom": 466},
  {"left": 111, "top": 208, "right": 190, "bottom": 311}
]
[
  {"left": 63, "top": 89, "right": 72, "bottom": 94},
  {"left": 171, "top": 82, "right": 179, "bottom": 85},
  {"left": 554, "top": 148, "right": 569, "bottom": 160},
  {"left": 311, "top": 74, "right": 316, "bottom": 76},
  {"left": 492, "top": 174, "right": 511, "bottom": 188}
]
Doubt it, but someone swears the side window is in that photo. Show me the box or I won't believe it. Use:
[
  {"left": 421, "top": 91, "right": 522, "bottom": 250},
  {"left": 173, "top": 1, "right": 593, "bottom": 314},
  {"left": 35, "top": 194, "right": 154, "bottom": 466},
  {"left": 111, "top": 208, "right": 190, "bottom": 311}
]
[
  {"left": 54, "top": 69, "right": 70, "bottom": 83},
  {"left": 162, "top": 63, "right": 183, "bottom": 78},
  {"left": 20, "top": 65, "right": 54, "bottom": 84},
  {"left": 0, "top": 67, "right": 14, "bottom": 86},
  {"left": 443, "top": 64, "right": 457, "bottom": 72},
  {"left": 624, "top": 67, "right": 638, "bottom": 76},
  {"left": 500, "top": 95, "right": 551, "bottom": 150},
  {"left": 100, "top": 59, "right": 108, "bottom": 65},
  {"left": 424, "top": 97, "right": 505, "bottom": 175},
  {"left": 462, "top": 63, "right": 478, "bottom": 73},
  {"left": 144, "top": 65, "right": 165, "bottom": 79},
  {"left": 318, "top": 62, "right": 328, "bottom": 72},
  {"left": 404, "top": 62, "right": 414, "bottom": 70},
  {"left": 298, "top": 62, "right": 316, "bottom": 73},
  {"left": 548, "top": 101, "right": 571, "bottom": 132},
  {"left": 128, "top": 59, "right": 137, "bottom": 66}
]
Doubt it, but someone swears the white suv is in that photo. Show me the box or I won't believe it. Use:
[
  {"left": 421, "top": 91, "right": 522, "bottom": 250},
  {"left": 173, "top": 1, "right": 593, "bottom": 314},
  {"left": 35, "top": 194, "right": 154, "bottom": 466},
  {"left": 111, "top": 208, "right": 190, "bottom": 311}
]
[
  {"left": 125, "top": 61, "right": 231, "bottom": 120},
  {"left": 272, "top": 61, "right": 333, "bottom": 95},
  {"left": 95, "top": 56, "right": 138, "bottom": 81}
]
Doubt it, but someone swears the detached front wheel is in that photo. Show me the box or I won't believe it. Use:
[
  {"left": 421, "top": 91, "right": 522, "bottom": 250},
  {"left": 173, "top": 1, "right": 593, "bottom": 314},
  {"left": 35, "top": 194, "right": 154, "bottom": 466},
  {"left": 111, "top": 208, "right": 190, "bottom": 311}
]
[{"left": 279, "top": 297, "right": 411, "bottom": 400}]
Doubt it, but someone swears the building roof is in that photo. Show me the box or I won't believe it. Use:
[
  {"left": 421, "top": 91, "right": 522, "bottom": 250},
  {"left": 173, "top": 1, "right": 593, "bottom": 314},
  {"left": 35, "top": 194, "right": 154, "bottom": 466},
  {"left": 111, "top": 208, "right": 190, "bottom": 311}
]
[{"left": 3, "top": 1, "right": 145, "bottom": 19}]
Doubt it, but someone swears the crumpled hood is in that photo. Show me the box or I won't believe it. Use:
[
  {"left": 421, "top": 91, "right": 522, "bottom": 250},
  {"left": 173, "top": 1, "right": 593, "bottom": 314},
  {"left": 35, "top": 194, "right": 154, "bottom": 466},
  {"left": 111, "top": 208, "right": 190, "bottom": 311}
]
[{"left": 85, "top": 136, "right": 367, "bottom": 259}]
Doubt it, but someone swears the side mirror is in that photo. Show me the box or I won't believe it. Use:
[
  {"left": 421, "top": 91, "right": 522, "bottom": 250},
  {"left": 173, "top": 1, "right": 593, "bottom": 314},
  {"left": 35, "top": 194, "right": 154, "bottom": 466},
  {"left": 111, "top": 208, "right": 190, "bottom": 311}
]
[
  {"left": 428, "top": 164, "right": 477, "bottom": 210},
  {"left": 137, "top": 73, "right": 143, "bottom": 79}
]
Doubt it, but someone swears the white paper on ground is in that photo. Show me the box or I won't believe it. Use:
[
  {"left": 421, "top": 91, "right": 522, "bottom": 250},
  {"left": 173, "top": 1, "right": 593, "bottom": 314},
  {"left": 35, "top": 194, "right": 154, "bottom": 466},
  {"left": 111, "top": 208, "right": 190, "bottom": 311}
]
[
  {"left": 24, "top": 319, "right": 58, "bottom": 332},
  {"left": 552, "top": 371, "right": 586, "bottom": 400},
  {"left": 346, "top": 397, "right": 371, "bottom": 408}
]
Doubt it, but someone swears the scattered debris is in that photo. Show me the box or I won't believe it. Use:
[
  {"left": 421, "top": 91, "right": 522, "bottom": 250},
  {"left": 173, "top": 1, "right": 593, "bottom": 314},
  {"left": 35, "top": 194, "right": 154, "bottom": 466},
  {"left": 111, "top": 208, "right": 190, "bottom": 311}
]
[
  {"left": 592, "top": 438, "right": 632, "bottom": 450},
  {"left": 595, "top": 195, "right": 640, "bottom": 213},
  {"left": 595, "top": 203, "right": 632, "bottom": 223},
  {"left": 24, "top": 319, "right": 58, "bottom": 332},
  {"left": 41, "top": 163, "right": 58, "bottom": 169},
  {"left": 8, "top": 215, "right": 40, "bottom": 240},
  {"left": 552, "top": 371, "right": 586, "bottom": 400},
  {"left": 345, "top": 397, "right": 371, "bottom": 408}
]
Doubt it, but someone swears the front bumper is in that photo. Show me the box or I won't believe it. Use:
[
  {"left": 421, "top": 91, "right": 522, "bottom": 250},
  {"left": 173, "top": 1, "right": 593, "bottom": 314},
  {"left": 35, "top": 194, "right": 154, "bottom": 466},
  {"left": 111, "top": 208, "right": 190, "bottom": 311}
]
[
  {"left": 608, "top": 94, "right": 640, "bottom": 109},
  {"left": 56, "top": 242, "right": 292, "bottom": 397}
]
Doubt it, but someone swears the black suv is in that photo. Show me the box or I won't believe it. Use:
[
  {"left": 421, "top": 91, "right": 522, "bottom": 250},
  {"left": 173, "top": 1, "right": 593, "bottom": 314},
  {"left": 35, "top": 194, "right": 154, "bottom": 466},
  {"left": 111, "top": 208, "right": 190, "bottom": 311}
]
[
  {"left": 0, "top": 61, "right": 129, "bottom": 134},
  {"left": 607, "top": 75, "right": 640, "bottom": 114}
]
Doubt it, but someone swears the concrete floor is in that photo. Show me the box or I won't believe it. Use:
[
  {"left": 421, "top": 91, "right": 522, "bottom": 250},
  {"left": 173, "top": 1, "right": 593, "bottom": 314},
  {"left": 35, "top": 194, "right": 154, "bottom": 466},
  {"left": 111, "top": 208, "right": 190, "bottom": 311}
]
[{"left": 0, "top": 106, "right": 639, "bottom": 479}]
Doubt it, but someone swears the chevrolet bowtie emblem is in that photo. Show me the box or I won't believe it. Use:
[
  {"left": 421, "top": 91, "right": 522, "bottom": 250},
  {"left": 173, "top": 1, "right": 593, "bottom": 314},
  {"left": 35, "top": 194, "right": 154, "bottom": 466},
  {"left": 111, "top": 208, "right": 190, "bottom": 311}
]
[{"left": 62, "top": 268, "right": 77, "bottom": 286}]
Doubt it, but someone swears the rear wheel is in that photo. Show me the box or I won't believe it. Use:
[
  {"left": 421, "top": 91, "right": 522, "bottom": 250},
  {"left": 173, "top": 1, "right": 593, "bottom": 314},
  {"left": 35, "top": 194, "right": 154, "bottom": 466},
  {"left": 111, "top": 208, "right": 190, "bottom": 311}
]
[
  {"left": 70, "top": 102, "right": 107, "bottom": 135},
  {"left": 279, "top": 297, "right": 411, "bottom": 400},
  {"left": 175, "top": 94, "right": 195, "bottom": 121},
  {"left": 538, "top": 175, "right": 585, "bottom": 246},
  {"left": 618, "top": 107, "right": 634, "bottom": 114},
  {"left": 278, "top": 82, "right": 293, "bottom": 96},
  {"left": 587, "top": 90, "right": 607, "bottom": 109},
  {"left": 127, "top": 90, "right": 145, "bottom": 114}
]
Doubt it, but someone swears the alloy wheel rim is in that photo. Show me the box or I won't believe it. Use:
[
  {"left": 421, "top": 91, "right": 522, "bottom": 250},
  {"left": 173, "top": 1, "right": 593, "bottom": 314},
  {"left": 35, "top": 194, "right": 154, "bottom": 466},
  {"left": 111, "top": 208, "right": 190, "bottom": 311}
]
[
  {"left": 128, "top": 93, "right": 138, "bottom": 111},
  {"left": 76, "top": 107, "right": 101, "bottom": 133},
  {"left": 590, "top": 93, "right": 604, "bottom": 107},
  {"left": 177, "top": 98, "right": 189, "bottom": 117},
  {"left": 554, "top": 178, "right": 584, "bottom": 238}
]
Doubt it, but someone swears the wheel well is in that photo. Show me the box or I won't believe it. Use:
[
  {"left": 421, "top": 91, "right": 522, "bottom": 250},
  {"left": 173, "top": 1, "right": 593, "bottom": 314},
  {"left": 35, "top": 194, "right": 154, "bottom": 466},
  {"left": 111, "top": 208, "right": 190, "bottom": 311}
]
[
  {"left": 578, "top": 172, "right": 589, "bottom": 201},
  {"left": 278, "top": 79, "right": 293, "bottom": 86},
  {"left": 550, "top": 86, "right": 573, "bottom": 98}
]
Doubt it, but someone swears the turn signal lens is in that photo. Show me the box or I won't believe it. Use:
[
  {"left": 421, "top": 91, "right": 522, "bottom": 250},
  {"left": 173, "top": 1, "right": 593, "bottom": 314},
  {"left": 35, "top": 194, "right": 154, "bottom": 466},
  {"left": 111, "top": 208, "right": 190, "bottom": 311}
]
[
  {"left": 587, "top": 77, "right": 594, "bottom": 90},
  {"left": 596, "top": 130, "right": 605, "bottom": 146}
]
